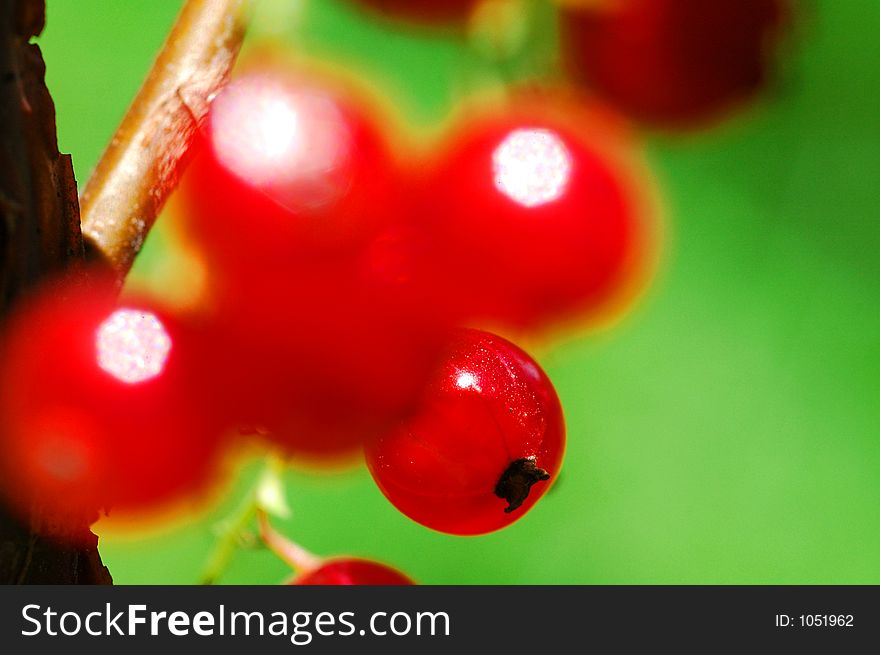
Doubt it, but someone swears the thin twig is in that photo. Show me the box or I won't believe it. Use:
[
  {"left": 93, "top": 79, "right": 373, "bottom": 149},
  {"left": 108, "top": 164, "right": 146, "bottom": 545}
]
[{"left": 79, "top": 0, "right": 250, "bottom": 278}]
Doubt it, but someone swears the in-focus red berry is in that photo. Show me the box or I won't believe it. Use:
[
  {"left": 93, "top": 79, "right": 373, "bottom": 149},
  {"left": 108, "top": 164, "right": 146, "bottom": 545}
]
[
  {"left": 351, "top": 0, "right": 478, "bottom": 25},
  {"left": 293, "top": 559, "right": 414, "bottom": 585},
  {"left": 419, "top": 102, "right": 649, "bottom": 331},
  {"left": 560, "top": 0, "right": 788, "bottom": 128},
  {"left": 0, "top": 274, "right": 224, "bottom": 535},
  {"left": 365, "top": 329, "right": 565, "bottom": 535}
]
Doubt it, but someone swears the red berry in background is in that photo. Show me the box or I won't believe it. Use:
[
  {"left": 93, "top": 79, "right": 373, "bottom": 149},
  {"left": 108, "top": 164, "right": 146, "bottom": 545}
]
[
  {"left": 351, "top": 0, "right": 478, "bottom": 25},
  {"left": 365, "top": 329, "right": 565, "bottom": 535},
  {"left": 0, "top": 274, "right": 224, "bottom": 535},
  {"left": 293, "top": 559, "right": 414, "bottom": 585},
  {"left": 419, "top": 101, "right": 649, "bottom": 331},
  {"left": 560, "top": 0, "right": 788, "bottom": 128},
  {"left": 210, "top": 262, "right": 452, "bottom": 463},
  {"left": 180, "top": 66, "right": 454, "bottom": 464},
  {"left": 183, "top": 68, "right": 402, "bottom": 266},
  {"left": 186, "top": 184, "right": 453, "bottom": 462}
]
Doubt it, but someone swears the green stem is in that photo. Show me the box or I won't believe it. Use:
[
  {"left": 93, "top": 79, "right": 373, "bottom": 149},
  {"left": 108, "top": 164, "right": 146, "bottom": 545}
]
[{"left": 198, "top": 454, "right": 287, "bottom": 585}]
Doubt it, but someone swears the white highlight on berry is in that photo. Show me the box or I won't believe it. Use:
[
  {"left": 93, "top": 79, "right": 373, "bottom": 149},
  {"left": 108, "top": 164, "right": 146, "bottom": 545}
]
[
  {"left": 455, "top": 372, "right": 479, "bottom": 390},
  {"left": 96, "top": 309, "right": 172, "bottom": 384},
  {"left": 492, "top": 128, "right": 572, "bottom": 208},
  {"left": 210, "top": 74, "right": 350, "bottom": 195}
]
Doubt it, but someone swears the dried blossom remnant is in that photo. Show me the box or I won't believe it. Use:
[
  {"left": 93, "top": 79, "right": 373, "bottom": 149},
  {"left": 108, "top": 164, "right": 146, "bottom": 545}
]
[
  {"left": 79, "top": 0, "right": 251, "bottom": 277},
  {"left": 494, "top": 457, "right": 551, "bottom": 513}
]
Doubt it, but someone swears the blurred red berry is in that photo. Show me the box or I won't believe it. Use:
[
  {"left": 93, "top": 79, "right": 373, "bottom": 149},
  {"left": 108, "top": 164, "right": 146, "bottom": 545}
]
[
  {"left": 0, "top": 274, "right": 224, "bottom": 533},
  {"left": 183, "top": 69, "right": 402, "bottom": 265},
  {"left": 419, "top": 104, "right": 645, "bottom": 330},
  {"left": 180, "top": 69, "right": 453, "bottom": 462},
  {"left": 365, "top": 329, "right": 565, "bottom": 535},
  {"left": 293, "top": 559, "right": 414, "bottom": 585},
  {"left": 206, "top": 261, "right": 452, "bottom": 462},
  {"left": 560, "top": 0, "right": 788, "bottom": 128}
]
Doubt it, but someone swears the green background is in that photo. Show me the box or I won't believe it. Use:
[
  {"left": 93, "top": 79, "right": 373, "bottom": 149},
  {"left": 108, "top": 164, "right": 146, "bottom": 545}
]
[{"left": 38, "top": 0, "right": 880, "bottom": 583}]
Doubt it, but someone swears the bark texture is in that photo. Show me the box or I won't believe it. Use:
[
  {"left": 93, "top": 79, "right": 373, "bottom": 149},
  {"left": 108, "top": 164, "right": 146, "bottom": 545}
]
[{"left": 0, "top": 0, "right": 111, "bottom": 584}]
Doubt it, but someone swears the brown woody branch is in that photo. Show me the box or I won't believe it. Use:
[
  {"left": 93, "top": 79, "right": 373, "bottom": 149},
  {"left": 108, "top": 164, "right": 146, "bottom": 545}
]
[
  {"left": 79, "top": 0, "right": 250, "bottom": 278},
  {"left": 0, "top": 0, "right": 107, "bottom": 584}
]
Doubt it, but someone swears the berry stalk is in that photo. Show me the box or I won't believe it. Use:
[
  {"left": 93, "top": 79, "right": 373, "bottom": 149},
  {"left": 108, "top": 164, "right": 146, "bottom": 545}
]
[
  {"left": 256, "top": 510, "right": 322, "bottom": 576},
  {"left": 199, "top": 455, "right": 288, "bottom": 585}
]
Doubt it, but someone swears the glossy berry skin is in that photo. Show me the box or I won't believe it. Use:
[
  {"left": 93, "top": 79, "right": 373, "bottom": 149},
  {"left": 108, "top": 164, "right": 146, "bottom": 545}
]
[
  {"left": 0, "top": 275, "right": 223, "bottom": 534},
  {"left": 365, "top": 329, "right": 565, "bottom": 535},
  {"left": 420, "top": 106, "right": 640, "bottom": 330},
  {"left": 351, "top": 0, "right": 477, "bottom": 25},
  {"left": 560, "top": 0, "right": 787, "bottom": 128},
  {"left": 293, "top": 559, "right": 414, "bottom": 585}
]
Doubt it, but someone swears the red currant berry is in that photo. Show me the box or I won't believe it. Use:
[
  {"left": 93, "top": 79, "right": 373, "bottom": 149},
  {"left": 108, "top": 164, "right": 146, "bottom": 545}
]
[
  {"left": 215, "top": 270, "right": 454, "bottom": 460},
  {"left": 293, "top": 559, "right": 414, "bottom": 585},
  {"left": 420, "top": 102, "right": 649, "bottom": 330},
  {"left": 183, "top": 67, "right": 401, "bottom": 266},
  {"left": 560, "top": 0, "right": 788, "bottom": 128},
  {"left": 351, "top": 0, "right": 478, "bottom": 25},
  {"left": 179, "top": 67, "right": 450, "bottom": 463},
  {"left": 365, "top": 329, "right": 565, "bottom": 535},
  {"left": 0, "top": 274, "right": 224, "bottom": 534},
  {"left": 198, "top": 258, "right": 452, "bottom": 464}
]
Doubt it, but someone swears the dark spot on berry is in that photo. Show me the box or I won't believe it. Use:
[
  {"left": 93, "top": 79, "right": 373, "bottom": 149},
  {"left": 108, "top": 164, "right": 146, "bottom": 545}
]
[{"left": 494, "top": 458, "right": 550, "bottom": 513}]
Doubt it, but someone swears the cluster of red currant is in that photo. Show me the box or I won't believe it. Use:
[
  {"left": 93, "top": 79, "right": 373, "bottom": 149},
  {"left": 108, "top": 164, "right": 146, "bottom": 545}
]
[
  {"left": 356, "top": 0, "right": 788, "bottom": 129},
  {"left": 0, "top": 0, "right": 787, "bottom": 583}
]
